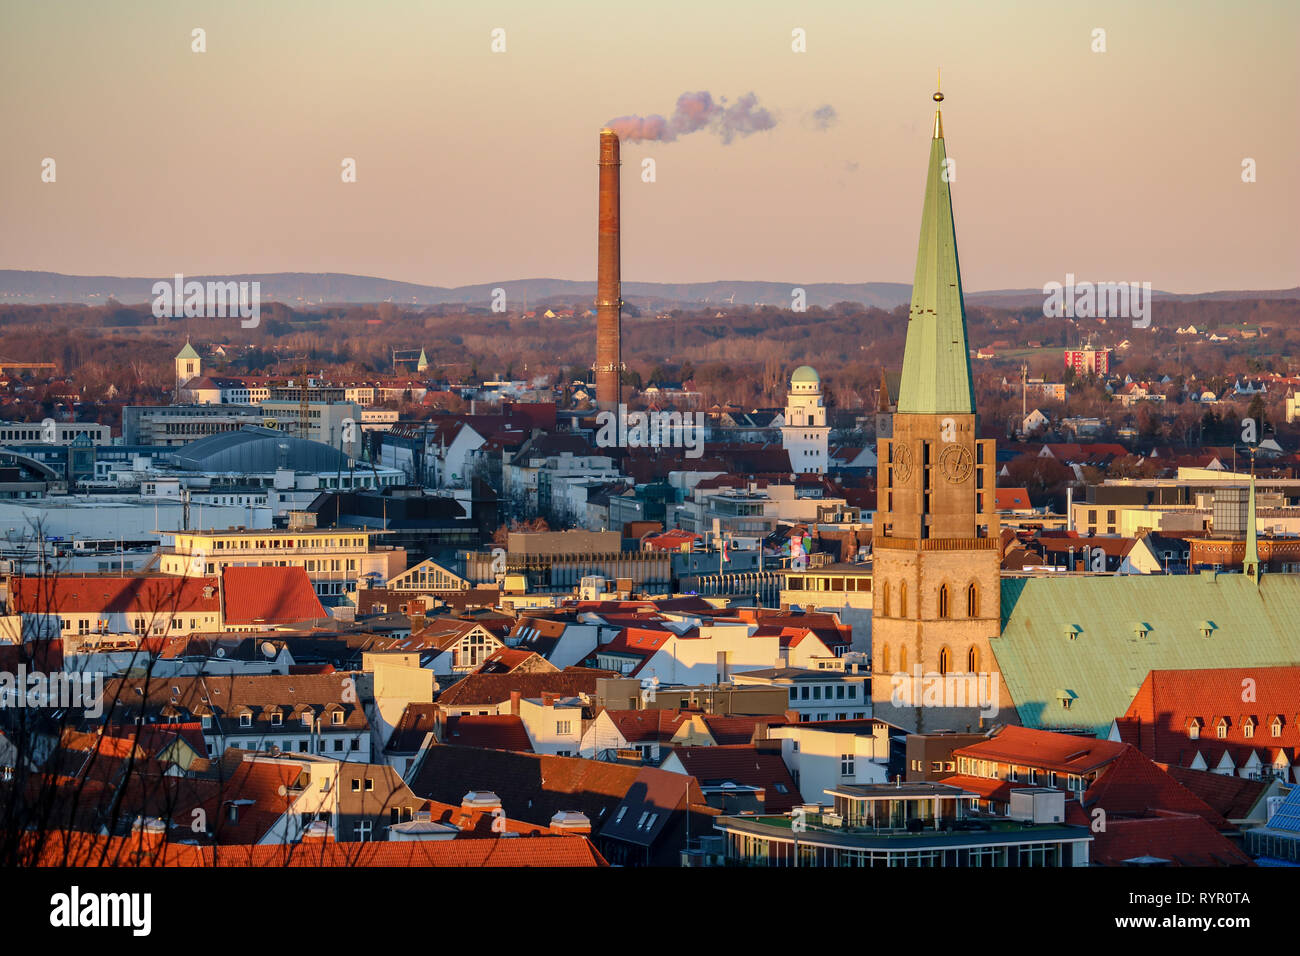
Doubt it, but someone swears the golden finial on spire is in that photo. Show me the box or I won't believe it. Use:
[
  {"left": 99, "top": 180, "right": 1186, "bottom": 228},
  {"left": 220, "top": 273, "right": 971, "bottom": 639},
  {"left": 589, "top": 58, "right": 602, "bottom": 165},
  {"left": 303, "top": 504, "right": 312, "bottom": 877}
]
[{"left": 932, "top": 70, "right": 944, "bottom": 139}]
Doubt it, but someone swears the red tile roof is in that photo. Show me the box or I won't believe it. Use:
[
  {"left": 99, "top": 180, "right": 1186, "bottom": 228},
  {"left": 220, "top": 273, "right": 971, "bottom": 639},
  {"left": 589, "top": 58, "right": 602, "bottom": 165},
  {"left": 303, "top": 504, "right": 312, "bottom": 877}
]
[
  {"left": 9, "top": 574, "right": 220, "bottom": 615},
  {"left": 954, "top": 725, "right": 1128, "bottom": 774},
  {"left": 30, "top": 832, "right": 608, "bottom": 867},
  {"left": 601, "top": 708, "right": 690, "bottom": 744},
  {"left": 1083, "top": 746, "right": 1227, "bottom": 828},
  {"left": 995, "top": 487, "right": 1031, "bottom": 509},
  {"left": 442, "top": 715, "right": 534, "bottom": 752},
  {"left": 221, "top": 566, "right": 326, "bottom": 626},
  {"left": 667, "top": 745, "right": 802, "bottom": 812},
  {"left": 1158, "top": 764, "right": 1269, "bottom": 820},
  {"left": 1085, "top": 811, "right": 1252, "bottom": 867},
  {"left": 435, "top": 667, "right": 619, "bottom": 707},
  {"left": 1121, "top": 666, "right": 1300, "bottom": 773}
]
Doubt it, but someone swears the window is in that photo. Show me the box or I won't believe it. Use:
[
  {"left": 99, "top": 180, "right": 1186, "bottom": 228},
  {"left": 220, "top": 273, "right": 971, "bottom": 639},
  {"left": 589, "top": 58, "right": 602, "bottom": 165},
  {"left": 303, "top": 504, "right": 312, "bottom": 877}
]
[
  {"left": 556, "top": 721, "right": 572, "bottom": 735},
  {"left": 352, "top": 778, "right": 361, "bottom": 792},
  {"left": 967, "top": 582, "right": 978, "bottom": 617},
  {"left": 899, "top": 582, "right": 907, "bottom": 618},
  {"left": 1217, "top": 722, "right": 1228, "bottom": 739},
  {"left": 354, "top": 821, "right": 372, "bottom": 842},
  {"left": 239, "top": 713, "right": 252, "bottom": 728},
  {"left": 967, "top": 646, "right": 979, "bottom": 673},
  {"left": 1243, "top": 722, "right": 1254, "bottom": 739},
  {"left": 332, "top": 711, "right": 344, "bottom": 725},
  {"left": 840, "top": 754, "right": 855, "bottom": 777},
  {"left": 303, "top": 713, "right": 313, "bottom": 727},
  {"left": 365, "top": 778, "right": 374, "bottom": 791},
  {"left": 938, "top": 584, "right": 950, "bottom": 618},
  {"left": 938, "top": 647, "right": 951, "bottom": 677},
  {"left": 1271, "top": 720, "right": 1282, "bottom": 738},
  {"left": 1189, "top": 722, "right": 1200, "bottom": 740},
  {"left": 271, "top": 713, "right": 282, "bottom": 727}
]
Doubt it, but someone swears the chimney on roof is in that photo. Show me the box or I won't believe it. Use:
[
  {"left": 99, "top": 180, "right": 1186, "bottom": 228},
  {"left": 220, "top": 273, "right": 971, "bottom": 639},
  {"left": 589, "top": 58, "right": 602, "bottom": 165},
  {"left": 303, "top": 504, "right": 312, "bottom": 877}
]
[
  {"left": 461, "top": 791, "right": 502, "bottom": 812},
  {"left": 130, "top": 816, "right": 167, "bottom": 861},
  {"left": 302, "top": 820, "right": 333, "bottom": 844},
  {"left": 510, "top": 690, "right": 521, "bottom": 716},
  {"left": 541, "top": 692, "right": 557, "bottom": 707},
  {"left": 549, "top": 810, "right": 591, "bottom": 835}
]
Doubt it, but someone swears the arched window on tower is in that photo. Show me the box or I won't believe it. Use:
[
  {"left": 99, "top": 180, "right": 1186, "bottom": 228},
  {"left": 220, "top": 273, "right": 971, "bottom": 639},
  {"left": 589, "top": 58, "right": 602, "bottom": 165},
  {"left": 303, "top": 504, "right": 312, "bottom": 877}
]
[
  {"left": 881, "top": 583, "right": 890, "bottom": 617},
  {"left": 967, "top": 582, "right": 979, "bottom": 618},
  {"left": 880, "top": 644, "right": 890, "bottom": 673},
  {"left": 900, "top": 582, "right": 908, "bottom": 618},
  {"left": 967, "top": 646, "right": 979, "bottom": 673},
  {"left": 938, "top": 584, "right": 950, "bottom": 619},
  {"left": 938, "top": 647, "right": 951, "bottom": 676},
  {"left": 899, "top": 645, "right": 908, "bottom": 672}
]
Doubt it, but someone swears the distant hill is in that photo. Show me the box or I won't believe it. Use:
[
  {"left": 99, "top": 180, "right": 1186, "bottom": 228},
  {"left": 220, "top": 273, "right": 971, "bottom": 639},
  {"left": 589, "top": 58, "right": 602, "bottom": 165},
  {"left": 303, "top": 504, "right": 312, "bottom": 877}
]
[{"left": 0, "top": 271, "right": 1294, "bottom": 311}]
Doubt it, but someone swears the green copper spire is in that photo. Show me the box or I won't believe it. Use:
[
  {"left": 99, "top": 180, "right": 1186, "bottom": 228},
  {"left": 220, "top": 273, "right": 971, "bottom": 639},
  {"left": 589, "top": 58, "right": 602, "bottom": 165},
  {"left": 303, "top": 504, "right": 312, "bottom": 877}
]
[
  {"left": 1244, "top": 477, "right": 1260, "bottom": 582},
  {"left": 896, "top": 81, "right": 976, "bottom": 415}
]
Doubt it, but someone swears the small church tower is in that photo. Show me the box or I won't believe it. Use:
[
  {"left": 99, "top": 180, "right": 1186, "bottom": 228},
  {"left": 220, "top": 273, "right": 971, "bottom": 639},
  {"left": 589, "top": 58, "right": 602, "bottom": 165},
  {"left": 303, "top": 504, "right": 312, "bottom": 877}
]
[
  {"left": 175, "top": 340, "right": 201, "bottom": 402},
  {"left": 782, "top": 365, "right": 830, "bottom": 474}
]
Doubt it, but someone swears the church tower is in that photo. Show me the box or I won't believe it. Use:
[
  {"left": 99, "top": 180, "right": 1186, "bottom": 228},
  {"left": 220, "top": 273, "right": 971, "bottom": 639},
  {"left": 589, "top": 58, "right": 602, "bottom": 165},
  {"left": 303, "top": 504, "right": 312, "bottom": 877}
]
[
  {"left": 870, "top": 84, "right": 1009, "bottom": 733},
  {"left": 782, "top": 365, "right": 829, "bottom": 474},
  {"left": 175, "top": 340, "right": 201, "bottom": 402}
]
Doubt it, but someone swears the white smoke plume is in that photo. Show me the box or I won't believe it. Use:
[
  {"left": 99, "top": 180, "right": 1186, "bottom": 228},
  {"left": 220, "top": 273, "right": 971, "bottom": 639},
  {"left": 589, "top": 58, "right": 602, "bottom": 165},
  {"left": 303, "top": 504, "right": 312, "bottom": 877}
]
[{"left": 606, "top": 91, "right": 778, "bottom": 145}]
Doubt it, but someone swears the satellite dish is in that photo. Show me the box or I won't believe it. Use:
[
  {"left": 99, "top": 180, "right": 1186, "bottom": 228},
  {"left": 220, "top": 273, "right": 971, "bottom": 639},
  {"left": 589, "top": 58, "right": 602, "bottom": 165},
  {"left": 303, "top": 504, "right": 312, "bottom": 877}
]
[{"left": 261, "top": 642, "right": 277, "bottom": 659}]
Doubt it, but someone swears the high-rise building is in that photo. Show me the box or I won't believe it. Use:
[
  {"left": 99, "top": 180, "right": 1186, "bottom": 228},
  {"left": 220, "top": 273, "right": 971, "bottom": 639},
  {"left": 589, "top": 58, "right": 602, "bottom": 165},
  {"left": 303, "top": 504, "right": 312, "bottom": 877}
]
[{"left": 871, "top": 87, "right": 1009, "bottom": 733}]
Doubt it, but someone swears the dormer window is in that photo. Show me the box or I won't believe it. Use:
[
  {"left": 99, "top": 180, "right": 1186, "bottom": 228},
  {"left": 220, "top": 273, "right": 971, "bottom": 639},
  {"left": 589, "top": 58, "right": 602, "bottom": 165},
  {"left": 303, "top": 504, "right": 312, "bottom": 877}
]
[
  {"left": 1271, "top": 718, "right": 1283, "bottom": 738},
  {"left": 332, "top": 711, "right": 344, "bottom": 726},
  {"left": 1243, "top": 721, "right": 1254, "bottom": 739},
  {"left": 1189, "top": 721, "right": 1201, "bottom": 740},
  {"left": 1216, "top": 719, "right": 1229, "bottom": 739},
  {"left": 239, "top": 713, "right": 252, "bottom": 728},
  {"left": 271, "top": 713, "right": 283, "bottom": 727},
  {"left": 302, "top": 712, "right": 313, "bottom": 727}
]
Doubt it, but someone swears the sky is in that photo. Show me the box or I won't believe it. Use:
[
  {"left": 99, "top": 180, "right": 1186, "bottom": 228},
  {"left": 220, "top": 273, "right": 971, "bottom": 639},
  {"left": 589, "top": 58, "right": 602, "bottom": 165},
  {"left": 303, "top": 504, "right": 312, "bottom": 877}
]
[{"left": 1, "top": 0, "right": 1296, "bottom": 293}]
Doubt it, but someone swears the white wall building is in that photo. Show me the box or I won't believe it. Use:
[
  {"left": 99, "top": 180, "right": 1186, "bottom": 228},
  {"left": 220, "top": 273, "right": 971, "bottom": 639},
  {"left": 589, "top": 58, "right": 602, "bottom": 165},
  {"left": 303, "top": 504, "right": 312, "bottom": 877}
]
[{"left": 781, "top": 366, "right": 829, "bottom": 475}]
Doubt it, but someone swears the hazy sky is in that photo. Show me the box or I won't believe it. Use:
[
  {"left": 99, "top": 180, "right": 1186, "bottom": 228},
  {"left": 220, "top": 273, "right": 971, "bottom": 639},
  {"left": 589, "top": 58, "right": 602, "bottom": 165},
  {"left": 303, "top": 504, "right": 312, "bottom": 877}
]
[{"left": 2, "top": 0, "right": 1296, "bottom": 292}]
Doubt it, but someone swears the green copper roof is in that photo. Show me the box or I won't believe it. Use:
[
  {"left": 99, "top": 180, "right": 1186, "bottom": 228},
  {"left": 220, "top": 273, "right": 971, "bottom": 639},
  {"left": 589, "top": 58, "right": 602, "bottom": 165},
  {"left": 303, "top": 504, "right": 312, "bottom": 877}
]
[
  {"left": 896, "top": 107, "right": 975, "bottom": 415},
  {"left": 176, "top": 341, "right": 200, "bottom": 361},
  {"left": 994, "top": 574, "right": 1300, "bottom": 736},
  {"left": 791, "top": 365, "right": 819, "bottom": 385}
]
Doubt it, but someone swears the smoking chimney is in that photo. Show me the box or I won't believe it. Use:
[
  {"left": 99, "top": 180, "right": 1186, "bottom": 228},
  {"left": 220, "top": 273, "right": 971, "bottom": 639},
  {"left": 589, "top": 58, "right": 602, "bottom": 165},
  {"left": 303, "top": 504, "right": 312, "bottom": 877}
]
[{"left": 596, "top": 128, "right": 622, "bottom": 411}]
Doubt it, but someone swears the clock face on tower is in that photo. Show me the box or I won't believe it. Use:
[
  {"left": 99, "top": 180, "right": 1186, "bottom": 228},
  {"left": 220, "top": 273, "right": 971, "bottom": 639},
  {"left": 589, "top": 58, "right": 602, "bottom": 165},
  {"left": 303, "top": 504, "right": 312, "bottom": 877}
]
[
  {"left": 893, "top": 443, "right": 913, "bottom": 482},
  {"left": 939, "top": 443, "right": 973, "bottom": 483}
]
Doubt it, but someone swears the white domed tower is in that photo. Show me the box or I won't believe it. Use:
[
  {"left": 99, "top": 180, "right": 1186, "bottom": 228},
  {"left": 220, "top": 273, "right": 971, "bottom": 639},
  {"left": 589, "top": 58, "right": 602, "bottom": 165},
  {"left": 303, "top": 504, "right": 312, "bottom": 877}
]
[{"left": 782, "top": 365, "right": 829, "bottom": 474}]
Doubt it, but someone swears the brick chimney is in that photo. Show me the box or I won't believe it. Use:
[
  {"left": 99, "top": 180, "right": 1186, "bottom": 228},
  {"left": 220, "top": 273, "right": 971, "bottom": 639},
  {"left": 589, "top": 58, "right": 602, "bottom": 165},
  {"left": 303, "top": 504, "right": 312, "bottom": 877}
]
[
  {"left": 541, "top": 692, "right": 557, "bottom": 707},
  {"left": 510, "top": 690, "right": 521, "bottom": 716}
]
